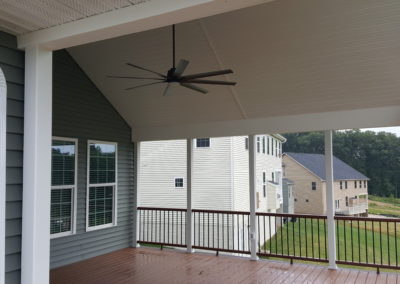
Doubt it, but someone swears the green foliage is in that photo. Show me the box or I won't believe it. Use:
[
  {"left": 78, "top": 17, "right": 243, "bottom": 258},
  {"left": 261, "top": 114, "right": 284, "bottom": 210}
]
[{"left": 283, "top": 130, "right": 400, "bottom": 197}]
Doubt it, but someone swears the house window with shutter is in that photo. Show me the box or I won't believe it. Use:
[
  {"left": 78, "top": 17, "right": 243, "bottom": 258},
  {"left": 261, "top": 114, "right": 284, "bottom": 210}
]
[
  {"left": 87, "top": 141, "right": 117, "bottom": 230},
  {"left": 51, "top": 138, "right": 77, "bottom": 237}
]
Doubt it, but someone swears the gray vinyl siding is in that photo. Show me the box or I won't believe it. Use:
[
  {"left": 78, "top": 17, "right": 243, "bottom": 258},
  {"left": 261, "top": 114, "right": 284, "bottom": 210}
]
[
  {"left": 50, "top": 50, "right": 134, "bottom": 268},
  {"left": 2, "top": 32, "right": 24, "bottom": 284}
]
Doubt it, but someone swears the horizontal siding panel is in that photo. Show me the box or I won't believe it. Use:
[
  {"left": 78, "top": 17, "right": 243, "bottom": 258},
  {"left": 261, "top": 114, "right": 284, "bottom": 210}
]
[
  {"left": 5, "top": 236, "right": 21, "bottom": 255},
  {"left": 0, "top": 63, "right": 23, "bottom": 85},
  {"left": 6, "top": 82, "right": 24, "bottom": 101},
  {"left": 5, "top": 253, "right": 20, "bottom": 273},
  {"left": 5, "top": 219, "right": 21, "bottom": 237},
  {"left": 6, "top": 116, "right": 23, "bottom": 134},
  {"left": 0, "top": 46, "right": 24, "bottom": 68},
  {"left": 6, "top": 133, "right": 23, "bottom": 151},
  {"left": 5, "top": 201, "right": 22, "bottom": 220},
  {"left": 6, "top": 99, "right": 24, "bottom": 117},
  {"left": 6, "top": 185, "right": 22, "bottom": 202},
  {"left": 6, "top": 150, "right": 22, "bottom": 167},
  {"left": 5, "top": 167, "right": 22, "bottom": 185},
  {"left": 5, "top": 270, "right": 20, "bottom": 284}
]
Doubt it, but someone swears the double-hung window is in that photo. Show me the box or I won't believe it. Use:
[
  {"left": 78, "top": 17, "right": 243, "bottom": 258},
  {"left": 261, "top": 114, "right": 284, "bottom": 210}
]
[
  {"left": 263, "top": 172, "right": 267, "bottom": 197},
  {"left": 87, "top": 141, "right": 117, "bottom": 230},
  {"left": 196, "top": 138, "right": 210, "bottom": 148},
  {"left": 51, "top": 138, "right": 77, "bottom": 237},
  {"left": 256, "top": 137, "right": 261, "bottom": 153},
  {"left": 262, "top": 136, "right": 266, "bottom": 154}
]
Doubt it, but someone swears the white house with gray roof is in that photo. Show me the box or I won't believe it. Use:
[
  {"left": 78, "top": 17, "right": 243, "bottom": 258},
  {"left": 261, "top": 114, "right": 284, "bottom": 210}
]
[{"left": 283, "top": 153, "right": 369, "bottom": 216}]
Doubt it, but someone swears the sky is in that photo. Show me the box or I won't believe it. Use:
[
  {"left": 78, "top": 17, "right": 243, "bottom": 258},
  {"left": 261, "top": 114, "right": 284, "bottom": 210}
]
[{"left": 360, "top": 127, "right": 400, "bottom": 137}]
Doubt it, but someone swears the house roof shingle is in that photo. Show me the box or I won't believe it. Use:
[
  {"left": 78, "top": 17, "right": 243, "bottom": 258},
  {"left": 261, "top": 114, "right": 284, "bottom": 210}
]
[{"left": 284, "top": 152, "right": 369, "bottom": 181}]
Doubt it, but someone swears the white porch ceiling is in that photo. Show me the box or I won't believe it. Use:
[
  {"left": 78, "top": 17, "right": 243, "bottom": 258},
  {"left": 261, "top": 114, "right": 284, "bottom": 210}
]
[
  {"left": 0, "top": 0, "right": 148, "bottom": 35},
  {"left": 68, "top": 0, "right": 400, "bottom": 140}
]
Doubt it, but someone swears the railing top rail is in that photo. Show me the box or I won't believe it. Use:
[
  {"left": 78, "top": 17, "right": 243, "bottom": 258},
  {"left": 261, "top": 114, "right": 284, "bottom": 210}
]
[
  {"left": 335, "top": 215, "right": 400, "bottom": 222},
  {"left": 256, "top": 212, "right": 327, "bottom": 219},
  {"left": 192, "top": 209, "right": 250, "bottom": 215},
  {"left": 137, "top": 207, "right": 187, "bottom": 212}
]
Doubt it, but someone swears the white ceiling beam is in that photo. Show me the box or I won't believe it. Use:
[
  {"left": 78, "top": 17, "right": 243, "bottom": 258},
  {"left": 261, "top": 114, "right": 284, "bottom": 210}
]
[
  {"left": 17, "top": 0, "right": 273, "bottom": 50},
  {"left": 132, "top": 106, "right": 400, "bottom": 141}
]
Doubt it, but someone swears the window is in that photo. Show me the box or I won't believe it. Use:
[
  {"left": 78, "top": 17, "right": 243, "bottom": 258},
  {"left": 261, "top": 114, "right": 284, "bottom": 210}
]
[
  {"left": 263, "top": 172, "right": 266, "bottom": 197},
  {"left": 87, "top": 141, "right": 117, "bottom": 230},
  {"left": 311, "top": 182, "right": 316, "bottom": 190},
  {"left": 364, "top": 180, "right": 367, "bottom": 188},
  {"left": 345, "top": 196, "right": 349, "bottom": 207},
  {"left": 262, "top": 136, "right": 266, "bottom": 154},
  {"left": 275, "top": 140, "right": 278, "bottom": 157},
  {"left": 335, "top": 200, "right": 340, "bottom": 209},
  {"left": 271, "top": 138, "right": 274, "bottom": 156},
  {"left": 354, "top": 181, "right": 357, "bottom": 188},
  {"left": 345, "top": 181, "right": 348, "bottom": 189},
  {"left": 359, "top": 180, "right": 362, "bottom": 188},
  {"left": 51, "top": 138, "right": 77, "bottom": 237},
  {"left": 267, "top": 137, "right": 270, "bottom": 155},
  {"left": 271, "top": 172, "right": 275, "bottom": 182},
  {"left": 245, "top": 137, "right": 249, "bottom": 150},
  {"left": 196, "top": 138, "right": 210, "bottom": 148},
  {"left": 340, "top": 181, "right": 343, "bottom": 189},
  {"left": 175, "top": 178, "right": 184, "bottom": 188},
  {"left": 294, "top": 198, "right": 297, "bottom": 202},
  {"left": 256, "top": 137, "right": 261, "bottom": 153}
]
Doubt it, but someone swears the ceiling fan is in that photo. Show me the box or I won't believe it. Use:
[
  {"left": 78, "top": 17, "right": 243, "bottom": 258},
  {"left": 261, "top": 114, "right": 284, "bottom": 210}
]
[{"left": 108, "top": 24, "right": 237, "bottom": 95}]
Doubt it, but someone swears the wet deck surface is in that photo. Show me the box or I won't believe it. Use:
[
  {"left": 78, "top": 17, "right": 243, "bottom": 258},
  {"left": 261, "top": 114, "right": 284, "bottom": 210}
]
[{"left": 50, "top": 247, "right": 399, "bottom": 283}]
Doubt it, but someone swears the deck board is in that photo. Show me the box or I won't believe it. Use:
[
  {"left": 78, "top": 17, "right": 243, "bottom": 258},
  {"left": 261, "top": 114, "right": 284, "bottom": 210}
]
[{"left": 50, "top": 247, "right": 398, "bottom": 284}]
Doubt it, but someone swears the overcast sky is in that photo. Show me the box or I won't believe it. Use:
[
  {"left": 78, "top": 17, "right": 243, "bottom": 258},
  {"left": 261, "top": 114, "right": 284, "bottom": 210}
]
[{"left": 360, "top": 127, "right": 400, "bottom": 137}]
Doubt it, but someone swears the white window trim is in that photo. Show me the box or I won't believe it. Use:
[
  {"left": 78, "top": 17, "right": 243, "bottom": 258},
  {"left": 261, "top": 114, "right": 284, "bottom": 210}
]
[
  {"left": 0, "top": 67, "right": 6, "bottom": 284},
  {"left": 174, "top": 177, "right": 184, "bottom": 189},
  {"left": 50, "top": 137, "right": 78, "bottom": 239},
  {"left": 195, "top": 138, "right": 211, "bottom": 148},
  {"left": 86, "top": 140, "right": 118, "bottom": 232}
]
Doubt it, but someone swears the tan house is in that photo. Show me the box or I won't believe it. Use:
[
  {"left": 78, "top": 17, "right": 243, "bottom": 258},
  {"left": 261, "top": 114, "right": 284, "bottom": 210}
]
[{"left": 283, "top": 153, "right": 369, "bottom": 216}]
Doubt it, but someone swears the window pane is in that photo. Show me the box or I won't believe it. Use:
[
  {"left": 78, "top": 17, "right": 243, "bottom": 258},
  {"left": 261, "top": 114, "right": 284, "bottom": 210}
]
[
  {"left": 50, "top": 188, "right": 72, "bottom": 234},
  {"left": 89, "top": 143, "right": 116, "bottom": 184},
  {"left": 51, "top": 140, "right": 76, "bottom": 186},
  {"left": 196, "top": 138, "right": 210, "bottom": 148},
  {"left": 88, "top": 186, "right": 114, "bottom": 227}
]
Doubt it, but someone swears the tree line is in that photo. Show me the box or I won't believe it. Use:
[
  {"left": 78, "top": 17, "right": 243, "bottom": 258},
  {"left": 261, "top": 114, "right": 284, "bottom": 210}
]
[{"left": 282, "top": 130, "right": 400, "bottom": 198}]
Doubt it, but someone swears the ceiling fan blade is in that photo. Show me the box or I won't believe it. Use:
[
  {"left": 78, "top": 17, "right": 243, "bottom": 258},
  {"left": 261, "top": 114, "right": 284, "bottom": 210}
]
[
  {"left": 108, "top": 75, "right": 164, "bottom": 80},
  {"left": 125, "top": 81, "right": 165, "bottom": 91},
  {"left": 126, "top": 63, "right": 166, "bottom": 78},
  {"left": 180, "top": 83, "right": 208, "bottom": 94},
  {"left": 182, "top": 69, "right": 233, "bottom": 80},
  {"left": 162, "top": 84, "right": 171, "bottom": 96},
  {"left": 174, "top": 59, "right": 189, "bottom": 77},
  {"left": 183, "top": 79, "right": 236, "bottom": 86}
]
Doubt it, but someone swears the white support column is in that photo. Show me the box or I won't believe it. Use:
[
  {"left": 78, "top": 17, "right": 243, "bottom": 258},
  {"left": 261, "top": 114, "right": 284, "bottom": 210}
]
[
  {"left": 248, "top": 135, "right": 258, "bottom": 260},
  {"left": 22, "top": 46, "right": 53, "bottom": 284},
  {"left": 0, "top": 68, "right": 7, "bottom": 284},
  {"left": 132, "top": 141, "right": 141, "bottom": 247},
  {"left": 324, "top": 130, "right": 337, "bottom": 270},
  {"left": 186, "top": 138, "right": 194, "bottom": 253}
]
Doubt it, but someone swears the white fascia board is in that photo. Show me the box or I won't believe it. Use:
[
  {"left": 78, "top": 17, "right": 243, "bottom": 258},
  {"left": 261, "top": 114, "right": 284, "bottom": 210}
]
[
  {"left": 132, "top": 105, "right": 400, "bottom": 141},
  {"left": 18, "top": 0, "right": 273, "bottom": 50}
]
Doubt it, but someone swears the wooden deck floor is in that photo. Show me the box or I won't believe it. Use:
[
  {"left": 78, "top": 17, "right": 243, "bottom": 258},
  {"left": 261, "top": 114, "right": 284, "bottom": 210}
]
[{"left": 50, "top": 247, "right": 399, "bottom": 284}]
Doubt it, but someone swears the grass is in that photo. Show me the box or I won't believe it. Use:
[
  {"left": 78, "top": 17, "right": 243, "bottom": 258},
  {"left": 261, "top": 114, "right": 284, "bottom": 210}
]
[
  {"left": 368, "top": 195, "right": 400, "bottom": 217},
  {"left": 263, "top": 218, "right": 400, "bottom": 268}
]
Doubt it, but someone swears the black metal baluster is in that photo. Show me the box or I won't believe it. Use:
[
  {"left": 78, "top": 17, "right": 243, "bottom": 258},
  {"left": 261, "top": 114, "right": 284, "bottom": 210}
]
[
  {"left": 286, "top": 217, "right": 289, "bottom": 256},
  {"left": 213, "top": 213, "right": 215, "bottom": 249},
  {"left": 208, "top": 213, "right": 210, "bottom": 248},
  {"left": 358, "top": 220, "right": 361, "bottom": 263},
  {"left": 280, "top": 217, "right": 283, "bottom": 255},
  {"left": 344, "top": 220, "right": 347, "bottom": 262},
  {"left": 311, "top": 218, "right": 314, "bottom": 259},
  {"left": 275, "top": 215, "right": 278, "bottom": 254},
  {"left": 305, "top": 218, "right": 308, "bottom": 258},
  {"left": 167, "top": 210, "right": 170, "bottom": 244},
  {"left": 365, "top": 220, "right": 368, "bottom": 264},
  {"left": 293, "top": 218, "right": 296, "bottom": 257},
  {"left": 264, "top": 216, "right": 266, "bottom": 253},
  {"left": 336, "top": 219, "right": 339, "bottom": 260},
  {"left": 222, "top": 213, "right": 225, "bottom": 249},
  {"left": 379, "top": 221, "right": 382, "bottom": 265},
  {"left": 269, "top": 215, "right": 272, "bottom": 253},
  {"left": 247, "top": 215, "right": 250, "bottom": 251},
  {"left": 350, "top": 219, "right": 353, "bottom": 263},
  {"left": 395, "top": 221, "right": 398, "bottom": 267},
  {"left": 317, "top": 218, "right": 321, "bottom": 259},
  {"left": 387, "top": 221, "right": 390, "bottom": 266},
  {"left": 324, "top": 219, "right": 327, "bottom": 260},
  {"left": 372, "top": 221, "right": 375, "bottom": 265},
  {"left": 227, "top": 214, "right": 230, "bottom": 250},
  {"left": 298, "top": 218, "right": 301, "bottom": 257},
  {"left": 258, "top": 215, "right": 260, "bottom": 253}
]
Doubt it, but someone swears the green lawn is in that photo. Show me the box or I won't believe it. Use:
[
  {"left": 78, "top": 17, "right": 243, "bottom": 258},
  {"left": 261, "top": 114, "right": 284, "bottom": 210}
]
[
  {"left": 368, "top": 195, "right": 400, "bottom": 217},
  {"left": 263, "top": 218, "right": 400, "bottom": 267}
]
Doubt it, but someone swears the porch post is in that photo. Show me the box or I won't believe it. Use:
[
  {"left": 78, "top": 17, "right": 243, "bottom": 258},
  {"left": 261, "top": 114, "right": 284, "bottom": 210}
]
[
  {"left": 324, "top": 130, "right": 337, "bottom": 269},
  {"left": 186, "top": 138, "right": 194, "bottom": 253},
  {"left": 248, "top": 135, "right": 258, "bottom": 260},
  {"left": 132, "top": 141, "right": 141, "bottom": 247},
  {"left": 22, "top": 46, "right": 53, "bottom": 284}
]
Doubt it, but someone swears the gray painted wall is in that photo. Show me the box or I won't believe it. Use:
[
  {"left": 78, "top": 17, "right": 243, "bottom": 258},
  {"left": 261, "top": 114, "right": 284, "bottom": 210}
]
[
  {"left": 2, "top": 34, "right": 135, "bottom": 283},
  {"left": 2, "top": 32, "right": 24, "bottom": 284},
  {"left": 50, "top": 50, "right": 134, "bottom": 268}
]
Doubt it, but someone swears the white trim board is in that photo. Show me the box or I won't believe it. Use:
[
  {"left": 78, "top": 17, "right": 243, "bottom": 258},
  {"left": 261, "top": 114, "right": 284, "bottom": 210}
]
[
  {"left": 132, "top": 105, "right": 400, "bottom": 141},
  {"left": 0, "top": 67, "right": 7, "bottom": 284},
  {"left": 17, "top": 0, "right": 273, "bottom": 50}
]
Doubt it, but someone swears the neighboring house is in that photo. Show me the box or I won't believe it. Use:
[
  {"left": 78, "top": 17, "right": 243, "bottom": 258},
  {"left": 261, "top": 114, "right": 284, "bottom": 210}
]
[
  {"left": 139, "top": 135, "right": 286, "bottom": 212},
  {"left": 282, "top": 178, "right": 295, "bottom": 215},
  {"left": 139, "top": 135, "right": 286, "bottom": 249},
  {"left": 283, "top": 153, "right": 369, "bottom": 216}
]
